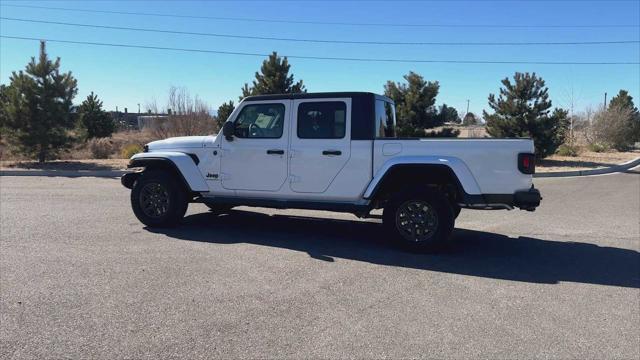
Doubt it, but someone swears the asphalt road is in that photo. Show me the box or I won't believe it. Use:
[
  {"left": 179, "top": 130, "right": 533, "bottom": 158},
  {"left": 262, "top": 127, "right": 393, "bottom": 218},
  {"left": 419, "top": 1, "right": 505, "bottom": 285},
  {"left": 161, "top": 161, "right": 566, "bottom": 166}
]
[{"left": 1, "top": 171, "right": 639, "bottom": 359}]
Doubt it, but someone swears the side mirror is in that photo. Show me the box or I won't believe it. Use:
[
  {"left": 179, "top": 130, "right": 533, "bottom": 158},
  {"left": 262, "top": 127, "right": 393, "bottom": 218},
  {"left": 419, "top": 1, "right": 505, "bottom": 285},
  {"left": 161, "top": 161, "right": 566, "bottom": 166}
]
[{"left": 222, "top": 121, "right": 235, "bottom": 141}]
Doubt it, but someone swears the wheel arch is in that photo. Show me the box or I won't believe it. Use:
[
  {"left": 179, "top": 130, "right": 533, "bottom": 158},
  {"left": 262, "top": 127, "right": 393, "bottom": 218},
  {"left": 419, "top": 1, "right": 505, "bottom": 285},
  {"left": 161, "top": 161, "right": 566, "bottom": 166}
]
[
  {"left": 364, "top": 157, "right": 482, "bottom": 205},
  {"left": 128, "top": 152, "right": 208, "bottom": 193}
]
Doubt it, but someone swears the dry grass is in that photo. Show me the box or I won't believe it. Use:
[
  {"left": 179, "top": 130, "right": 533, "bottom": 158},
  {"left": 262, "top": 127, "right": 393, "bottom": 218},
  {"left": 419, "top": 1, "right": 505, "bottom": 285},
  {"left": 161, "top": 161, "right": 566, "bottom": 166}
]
[
  {"left": 0, "top": 130, "right": 158, "bottom": 162},
  {"left": 3, "top": 127, "right": 637, "bottom": 174}
]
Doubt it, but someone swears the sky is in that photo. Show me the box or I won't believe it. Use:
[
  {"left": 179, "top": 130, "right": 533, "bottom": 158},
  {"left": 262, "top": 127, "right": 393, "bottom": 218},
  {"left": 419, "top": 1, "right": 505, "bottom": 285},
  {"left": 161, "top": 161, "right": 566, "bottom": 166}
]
[{"left": 1, "top": 0, "right": 639, "bottom": 118}]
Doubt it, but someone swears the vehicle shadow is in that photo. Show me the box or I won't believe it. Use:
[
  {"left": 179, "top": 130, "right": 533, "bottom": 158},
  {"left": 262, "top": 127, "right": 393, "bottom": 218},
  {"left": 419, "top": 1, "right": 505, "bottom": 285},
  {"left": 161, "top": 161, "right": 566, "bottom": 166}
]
[{"left": 147, "top": 209, "right": 640, "bottom": 289}]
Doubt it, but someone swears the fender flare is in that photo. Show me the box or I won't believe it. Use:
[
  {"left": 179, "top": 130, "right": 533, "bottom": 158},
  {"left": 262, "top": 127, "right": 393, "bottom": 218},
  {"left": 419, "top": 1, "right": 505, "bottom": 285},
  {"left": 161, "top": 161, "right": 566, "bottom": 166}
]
[
  {"left": 129, "top": 152, "right": 208, "bottom": 192},
  {"left": 363, "top": 156, "right": 482, "bottom": 200}
]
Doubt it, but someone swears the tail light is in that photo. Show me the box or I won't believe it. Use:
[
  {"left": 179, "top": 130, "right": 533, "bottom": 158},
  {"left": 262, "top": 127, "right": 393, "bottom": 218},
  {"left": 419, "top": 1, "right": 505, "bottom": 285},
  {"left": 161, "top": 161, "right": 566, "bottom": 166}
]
[{"left": 518, "top": 153, "right": 535, "bottom": 174}]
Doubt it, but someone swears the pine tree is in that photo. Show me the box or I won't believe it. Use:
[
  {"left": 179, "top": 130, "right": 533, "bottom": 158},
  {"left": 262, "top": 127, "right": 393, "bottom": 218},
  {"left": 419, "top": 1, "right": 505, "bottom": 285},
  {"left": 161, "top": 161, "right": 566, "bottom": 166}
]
[
  {"left": 608, "top": 90, "right": 639, "bottom": 115},
  {"left": 216, "top": 101, "right": 235, "bottom": 129},
  {"left": 436, "top": 104, "right": 460, "bottom": 124},
  {"left": 79, "top": 92, "right": 114, "bottom": 138},
  {"left": 384, "top": 72, "right": 440, "bottom": 136},
  {"left": 0, "top": 85, "right": 9, "bottom": 130},
  {"left": 2, "top": 41, "right": 77, "bottom": 162},
  {"left": 605, "top": 89, "right": 640, "bottom": 148},
  {"left": 462, "top": 112, "right": 479, "bottom": 126},
  {"left": 484, "top": 72, "right": 568, "bottom": 158},
  {"left": 241, "top": 52, "right": 305, "bottom": 97}
]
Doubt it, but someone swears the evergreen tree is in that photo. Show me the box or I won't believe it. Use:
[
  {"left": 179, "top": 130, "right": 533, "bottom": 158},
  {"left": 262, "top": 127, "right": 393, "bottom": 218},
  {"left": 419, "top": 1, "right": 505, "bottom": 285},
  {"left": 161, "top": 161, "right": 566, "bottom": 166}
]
[
  {"left": 608, "top": 90, "right": 639, "bottom": 115},
  {"left": 436, "top": 104, "right": 460, "bottom": 124},
  {"left": 216, "top": 101, "right": 235, "bottom": 129},
  {"left": 241, "top": 52, "right": 305, "bottom": 97},
  {"left": 0, "top": 84, "right": 9, "bottom": 129},
  {"left": 384, "top": 72, "right": 440, "bottom": 136},
  {"left": 462, "top": 112, "right": 479, "bottom": 126},
  {"left": 605, "top": 89, "right": 640, "bottom": 147},
  {"left": 2, "top": 41, "right": 77, "bottom": 162},
  {"left": 79, "top": 92, "right": 114, "bottom": 138},
  {"left": 484, "top": 72, "right": 569, "bottom": 158}
]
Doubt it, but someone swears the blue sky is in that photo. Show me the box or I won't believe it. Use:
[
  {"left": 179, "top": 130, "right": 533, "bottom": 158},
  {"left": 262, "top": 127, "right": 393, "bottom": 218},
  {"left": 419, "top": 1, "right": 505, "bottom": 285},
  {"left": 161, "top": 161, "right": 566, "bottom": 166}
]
[{"left": 1, "top": 0, "right": 639, "bottom": 117}]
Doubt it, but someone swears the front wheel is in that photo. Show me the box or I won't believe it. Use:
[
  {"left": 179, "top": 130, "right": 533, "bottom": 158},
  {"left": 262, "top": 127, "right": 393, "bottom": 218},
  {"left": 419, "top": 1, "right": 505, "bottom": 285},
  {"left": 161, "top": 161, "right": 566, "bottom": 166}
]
[
  {"left": 383, "top": 188, "right": 455, "bottom": 252},
  {"left": 131, "top": 170, "right": 188, "bottom": 227}
]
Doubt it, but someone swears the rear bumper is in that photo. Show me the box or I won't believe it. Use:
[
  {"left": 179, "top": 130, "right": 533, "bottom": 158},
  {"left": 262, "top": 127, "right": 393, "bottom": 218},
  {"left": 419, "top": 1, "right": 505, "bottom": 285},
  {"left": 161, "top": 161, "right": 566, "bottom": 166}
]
[
  {"left": 514, "top": 187, "right": 542, "bottom": 211},
  {"left": 463, "top": 186, "right": 542, "bottom": 211}
]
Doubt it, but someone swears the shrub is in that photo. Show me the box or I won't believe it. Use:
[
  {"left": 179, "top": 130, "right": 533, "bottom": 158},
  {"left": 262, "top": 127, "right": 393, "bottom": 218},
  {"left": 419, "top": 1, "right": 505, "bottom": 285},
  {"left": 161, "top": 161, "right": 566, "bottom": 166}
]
[
  {"left": 87, "top": 138, "right": 114, "bottom": 159},
  {"left": 556, "top": 144, "right": 580, "bottom": 157},
  {"left": 587, "top": 143, "right": 609, "bottom": 153},
  {"left": 588, "top": 105, "right": 638, "bottom": 151},
  {"left": 121, "top": 144, "right": 143, "bottom": 159}
]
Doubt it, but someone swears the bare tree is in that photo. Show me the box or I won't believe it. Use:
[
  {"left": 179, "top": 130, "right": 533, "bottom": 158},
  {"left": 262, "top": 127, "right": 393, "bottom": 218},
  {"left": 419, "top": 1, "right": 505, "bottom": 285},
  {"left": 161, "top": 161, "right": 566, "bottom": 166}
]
[
  {"left": 143, "top": 86, "right": 217, "bottom": 139},
  {"left": 586, "top": 104, "right": 637, "bottom": 151}
]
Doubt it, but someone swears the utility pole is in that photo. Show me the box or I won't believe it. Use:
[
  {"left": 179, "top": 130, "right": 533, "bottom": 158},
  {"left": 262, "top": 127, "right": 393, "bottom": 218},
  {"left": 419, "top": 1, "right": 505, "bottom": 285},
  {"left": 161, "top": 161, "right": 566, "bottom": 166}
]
[
  {"left": 569, "top": 87, "right": 574, "bottom": 144},
  {"left": 466, "top": 99, "right": 470, "bottom": 116},
  {"left": 137, "top": 103, "right": 141, "bottom": 114},
  {"left": 604, "top": 92, "right": 607, "bottom": 108}
]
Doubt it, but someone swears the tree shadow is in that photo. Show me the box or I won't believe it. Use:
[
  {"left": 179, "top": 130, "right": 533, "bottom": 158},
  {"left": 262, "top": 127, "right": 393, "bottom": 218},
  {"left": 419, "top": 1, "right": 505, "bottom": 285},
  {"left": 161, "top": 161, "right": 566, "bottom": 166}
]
[{"left": 147, "top": 210, "right": 640, "bottom": 289}]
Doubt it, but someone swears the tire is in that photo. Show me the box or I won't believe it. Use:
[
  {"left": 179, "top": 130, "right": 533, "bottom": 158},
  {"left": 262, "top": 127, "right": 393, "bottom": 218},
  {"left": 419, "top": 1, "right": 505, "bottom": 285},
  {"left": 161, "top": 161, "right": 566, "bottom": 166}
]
[
  {"left": 130, "top": 170, "right": 188, "bottom": 227},
  {"left": 205, "top": 203, "right": 233, "bottom": 214},
  {"left": 452, "top": 204, "right": 462, "bottom": 219},
  {"left": 383, "top": 188, "right": 455, "bottom": 253}
]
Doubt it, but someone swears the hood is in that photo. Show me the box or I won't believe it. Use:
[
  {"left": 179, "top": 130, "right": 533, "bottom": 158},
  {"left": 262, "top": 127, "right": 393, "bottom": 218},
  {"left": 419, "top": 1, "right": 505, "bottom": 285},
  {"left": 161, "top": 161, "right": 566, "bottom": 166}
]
[{"left": 147, "top": 136, "right": 211, "bottom": 151}]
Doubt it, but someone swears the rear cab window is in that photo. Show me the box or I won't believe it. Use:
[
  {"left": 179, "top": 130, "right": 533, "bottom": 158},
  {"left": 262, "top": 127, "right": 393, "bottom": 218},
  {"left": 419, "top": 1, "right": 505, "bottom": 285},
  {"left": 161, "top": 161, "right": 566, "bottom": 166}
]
[{"left": 375, "top": 99, "right": 396, "bottom": 138}]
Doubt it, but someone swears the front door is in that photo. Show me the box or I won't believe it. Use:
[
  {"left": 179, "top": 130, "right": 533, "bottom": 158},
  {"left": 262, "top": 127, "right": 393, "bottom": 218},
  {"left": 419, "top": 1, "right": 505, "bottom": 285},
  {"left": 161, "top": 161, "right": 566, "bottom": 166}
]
[
  {"left": 289, "top": 98, "right": 351, "bottom": 193},
  {"left": 221, "top": 100, "right": 290, "bottom": 191}
]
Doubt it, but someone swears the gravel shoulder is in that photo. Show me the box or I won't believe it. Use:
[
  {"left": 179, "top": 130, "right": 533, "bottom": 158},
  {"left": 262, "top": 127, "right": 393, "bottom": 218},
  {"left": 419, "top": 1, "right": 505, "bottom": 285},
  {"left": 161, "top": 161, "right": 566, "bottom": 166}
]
[
  {"left": 0, "top": 159, "right": 130, "bottom": 171},
  {"left": 537, "top": 150, "right": 640, "bottom": 172}
]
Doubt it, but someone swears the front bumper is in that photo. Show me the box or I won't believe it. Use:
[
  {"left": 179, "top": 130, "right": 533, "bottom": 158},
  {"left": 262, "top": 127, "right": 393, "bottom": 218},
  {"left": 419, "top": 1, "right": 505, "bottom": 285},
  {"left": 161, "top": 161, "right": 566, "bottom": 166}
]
[
  {"left": 121, "top": 172, "right": 141, "bottom": 189},
  {"left": 514, "top": 187, "right": 542, "bottom": 211}
]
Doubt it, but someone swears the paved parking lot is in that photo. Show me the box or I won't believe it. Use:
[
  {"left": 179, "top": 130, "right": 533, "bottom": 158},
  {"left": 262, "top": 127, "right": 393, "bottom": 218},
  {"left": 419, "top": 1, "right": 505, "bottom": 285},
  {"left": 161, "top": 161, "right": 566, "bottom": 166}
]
[{"left": 1, "top": 171, "right": 638, "bottom": 359}]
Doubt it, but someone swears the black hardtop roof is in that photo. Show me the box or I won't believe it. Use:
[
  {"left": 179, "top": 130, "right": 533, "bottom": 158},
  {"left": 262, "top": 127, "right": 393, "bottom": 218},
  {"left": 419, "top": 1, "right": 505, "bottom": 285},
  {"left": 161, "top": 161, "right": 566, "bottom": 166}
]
[{"left": 243, "top": 92, "right": 393, "bottom": 104}]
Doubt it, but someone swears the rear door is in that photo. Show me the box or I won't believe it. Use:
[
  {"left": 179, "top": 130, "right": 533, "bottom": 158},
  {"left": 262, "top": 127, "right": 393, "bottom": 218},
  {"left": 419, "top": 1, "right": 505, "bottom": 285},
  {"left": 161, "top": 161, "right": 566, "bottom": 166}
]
[{"left": 289, "top": 98, "right": 351, "bottom": 193}]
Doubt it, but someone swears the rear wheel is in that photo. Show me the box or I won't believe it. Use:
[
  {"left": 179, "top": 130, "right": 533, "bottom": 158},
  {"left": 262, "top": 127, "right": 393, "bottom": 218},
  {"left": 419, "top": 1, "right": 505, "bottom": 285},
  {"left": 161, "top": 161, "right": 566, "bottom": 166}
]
[
  {"left": 383, "top": 188, "right": 455, "bottom": 252},
  {"left": 131, "top": 170, "right": 188, "bottom": 227}
]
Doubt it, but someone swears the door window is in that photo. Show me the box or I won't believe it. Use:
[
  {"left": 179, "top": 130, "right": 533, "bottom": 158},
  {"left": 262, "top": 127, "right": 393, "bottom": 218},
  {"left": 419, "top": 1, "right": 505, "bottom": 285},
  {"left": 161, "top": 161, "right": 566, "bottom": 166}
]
[
  {"left": 297, "top": 101, "right": 346, "bottom": 139},
  {"left": 234, "top": 103, "right": 285, "bottom": 138}
]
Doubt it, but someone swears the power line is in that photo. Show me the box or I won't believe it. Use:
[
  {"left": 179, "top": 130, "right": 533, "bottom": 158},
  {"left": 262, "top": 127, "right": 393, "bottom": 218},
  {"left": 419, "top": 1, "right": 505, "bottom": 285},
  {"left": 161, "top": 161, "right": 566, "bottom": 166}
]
[
  {"left": 2, "top": 35, "right": 638, "bottom": 65},
  {"left": 3, "top": 17, "right": 638, "bottom": 46},
  {"left": 2, "top": 4, "right": 638, "bottom": 29}
]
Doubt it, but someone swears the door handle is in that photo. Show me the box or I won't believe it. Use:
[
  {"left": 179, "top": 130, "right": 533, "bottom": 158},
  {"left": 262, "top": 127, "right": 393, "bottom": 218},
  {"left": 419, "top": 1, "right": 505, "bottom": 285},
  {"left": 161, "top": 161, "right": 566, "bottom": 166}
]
[
  {"left": 266, "top": 149, "right": 285, "bottom": 155},
  {"left": 322, "top": 150, "right": 342, "bottom": 156}
]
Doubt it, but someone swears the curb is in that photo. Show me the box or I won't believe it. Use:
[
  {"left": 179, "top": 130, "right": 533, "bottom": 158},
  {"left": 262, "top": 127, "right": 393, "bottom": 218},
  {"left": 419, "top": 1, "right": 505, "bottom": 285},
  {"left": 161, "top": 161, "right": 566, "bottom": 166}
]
[
  {"left": 0, "top": 169, "right": 129, "bottom": 178},
  {"left": 534, "top": 156, "right": 640, "bottom": 178},
  {"left": 2, "top": 156, "right": 639, "bottom": 179}
]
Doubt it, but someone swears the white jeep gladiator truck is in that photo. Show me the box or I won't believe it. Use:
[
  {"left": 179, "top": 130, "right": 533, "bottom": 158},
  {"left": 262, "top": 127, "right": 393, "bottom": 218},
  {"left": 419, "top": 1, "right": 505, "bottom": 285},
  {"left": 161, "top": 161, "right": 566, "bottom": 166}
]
[{"left": 122, "top": 92, "right": 541, "bottom": 252}]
